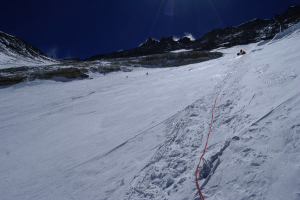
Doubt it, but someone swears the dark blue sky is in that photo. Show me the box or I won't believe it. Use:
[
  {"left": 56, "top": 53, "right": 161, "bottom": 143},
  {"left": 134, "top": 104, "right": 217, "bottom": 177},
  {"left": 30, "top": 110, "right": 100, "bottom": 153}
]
[{"left": 1, "top": 0, "right": 299, "bottom": 59}]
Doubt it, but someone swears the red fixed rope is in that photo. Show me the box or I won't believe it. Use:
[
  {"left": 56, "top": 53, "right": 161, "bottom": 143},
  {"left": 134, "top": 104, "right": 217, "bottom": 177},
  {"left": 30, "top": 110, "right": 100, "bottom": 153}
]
[{"left": 195, "top": 91, "right": 222, "bottom": 200}]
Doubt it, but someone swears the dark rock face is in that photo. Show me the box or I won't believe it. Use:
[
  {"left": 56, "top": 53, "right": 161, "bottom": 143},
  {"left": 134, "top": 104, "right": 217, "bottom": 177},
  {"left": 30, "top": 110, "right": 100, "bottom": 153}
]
[
  {"left": 87, "top": 6, "right": 300, "bottom": 60},
  {"left": 192, "top": 6, "right": 300, "bottom": 50},
  {"left": 0, "top": 67, "right": 89, "bottom": 86},
  {"left": 0, "top": 31, "right": 52, "bottom": 61},
  {"left": 40, "top": 68, "right": 89, "bottom": 79},
  {"left": 87, "top": 36, "right": 194, "bottom": 60}
]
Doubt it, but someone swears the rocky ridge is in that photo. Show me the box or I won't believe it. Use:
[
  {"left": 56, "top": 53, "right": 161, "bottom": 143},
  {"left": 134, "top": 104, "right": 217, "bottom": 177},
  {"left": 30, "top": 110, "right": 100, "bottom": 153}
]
[{"left": 88, "top": 6, "right": 300, "bottom": 60}]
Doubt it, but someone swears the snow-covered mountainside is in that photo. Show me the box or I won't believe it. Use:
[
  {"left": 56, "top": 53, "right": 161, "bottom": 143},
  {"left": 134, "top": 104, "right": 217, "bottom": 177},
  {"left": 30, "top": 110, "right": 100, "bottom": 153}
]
[
  {"left": 0, "top": 31, "right": 57, "bottom": 69},
  {"left": 1, "top": 23, "right": 300, "bottom": 200}
]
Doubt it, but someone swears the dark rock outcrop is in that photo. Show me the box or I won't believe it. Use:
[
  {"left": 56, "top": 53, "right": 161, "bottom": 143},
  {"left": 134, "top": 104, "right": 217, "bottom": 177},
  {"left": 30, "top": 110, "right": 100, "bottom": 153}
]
[
  {"left": 0, "top": 67, "right": 89, "bottom": 86},
  {"left": 87, "top": 6, "right": 300, "bottom": 60}
]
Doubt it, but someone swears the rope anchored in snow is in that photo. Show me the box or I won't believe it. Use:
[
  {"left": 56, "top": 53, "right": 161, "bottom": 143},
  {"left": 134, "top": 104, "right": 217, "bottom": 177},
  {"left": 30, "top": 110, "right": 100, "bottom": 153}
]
[
  {"left": 195, "top": 55, "right": 245, "bottom": 199},
  {"left": 195, "top": 90, "right": 222, "bottom": 200}
]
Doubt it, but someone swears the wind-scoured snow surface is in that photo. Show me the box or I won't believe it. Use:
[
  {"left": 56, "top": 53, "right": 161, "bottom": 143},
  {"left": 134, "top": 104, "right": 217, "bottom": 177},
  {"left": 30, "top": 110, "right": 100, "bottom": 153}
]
[
  {"left": 0, "top": 50, "right": 56, "bottom": 69},
  {"left": 0, "top": 53, "right": 51, "bottom": 69},
  {"left": 1, "top": 23, "right": 300, "bottom": 200}
]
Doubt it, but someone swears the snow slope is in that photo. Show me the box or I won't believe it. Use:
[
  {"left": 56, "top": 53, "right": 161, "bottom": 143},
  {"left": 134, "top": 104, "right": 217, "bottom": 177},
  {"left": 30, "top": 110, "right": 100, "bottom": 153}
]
[
  {"left": 0, "top": 50, "right": 56, "bottom": 69},
  {"left": 0, "top": 23, "right": 300, "bottom": 200},
  {"left": 0, "top": 31, "right": 57, "bottom": 69}
]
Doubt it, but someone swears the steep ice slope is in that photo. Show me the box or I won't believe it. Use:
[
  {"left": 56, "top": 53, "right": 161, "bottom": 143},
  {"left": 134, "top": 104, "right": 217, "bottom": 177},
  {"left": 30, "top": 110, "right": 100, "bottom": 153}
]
[
  {"left": 201, "top": 24, "right": 300, "bottom": 200},
  {"left": 124, "top": 24, "right": 300, "bottom": 200},
  {"left": 0, "top": 24, "right": 299, "bottom": 200}
]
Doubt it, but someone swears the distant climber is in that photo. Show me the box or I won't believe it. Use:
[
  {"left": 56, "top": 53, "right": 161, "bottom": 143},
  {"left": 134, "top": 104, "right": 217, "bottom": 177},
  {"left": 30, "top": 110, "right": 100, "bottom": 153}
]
[{"left": 237, "top": 49, "right": 246, "bottom": 56}]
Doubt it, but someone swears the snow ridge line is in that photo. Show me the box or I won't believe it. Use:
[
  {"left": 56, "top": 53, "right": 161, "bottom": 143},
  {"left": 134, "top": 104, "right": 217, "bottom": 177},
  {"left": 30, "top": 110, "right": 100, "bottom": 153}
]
[{"left": 195, "top": 56, "right": 244, "bottom": 200}]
